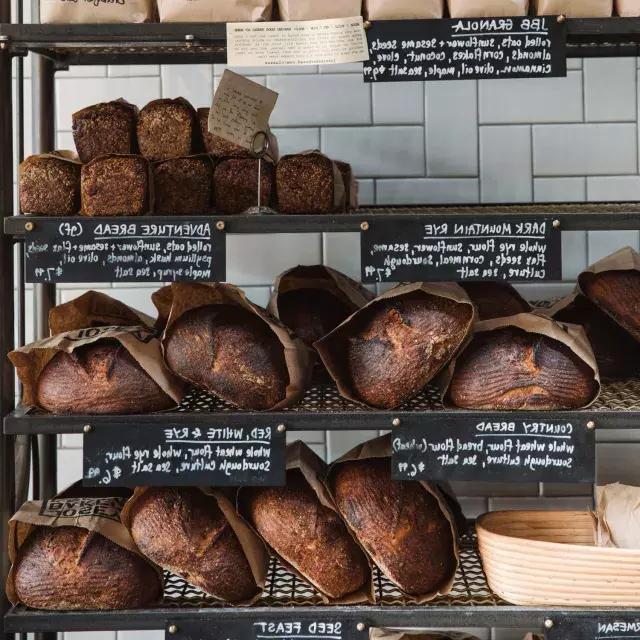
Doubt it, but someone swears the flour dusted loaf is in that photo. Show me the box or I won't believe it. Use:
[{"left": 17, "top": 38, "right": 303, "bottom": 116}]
[
  {"left": 72, "top": 100, "right": 138, "bottom": 164},
  {"left": 460, "top": 282, "right": 530, "bottom": 321},
  {"left": 126, "top": 487, "right": 259, "bottom": 603},
  {"left": 214, "top": 158, "right": 273, "bottom": 214},
  {"left": 244, "top": 469, "right": 369, "bottom": 599},
  {"left": 36, "top": 340, "right": 175, "bottom": 414},
  {"left": 330, "top": 457, "right": 457, "bottom": 597},
  {"left": 448, "top": 326, "right": 599, "bottom": 410},
  {"left": 19, "top": 154, "right": 80, "bottom": 216},
  {"left": 153, "top": 156, "right": 213, "bottom": 214},
  {"left": 163, "top": 304, "right": 289, "bottom": 410},
  {"left": 12, "top": 526, "right": 161, "bottom": 610},
  {"left": 81, "top": 154, "right": 149, "bottom": 216}
]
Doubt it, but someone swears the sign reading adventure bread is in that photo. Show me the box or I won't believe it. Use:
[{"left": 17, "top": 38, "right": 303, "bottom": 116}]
[
  {"left": 363, "top": 16, "right": 567, "bottom": 82},
  {"left": 361, "top": 217, "right": 561, "bottom": 283},
  {"left": 23, "top": 217, "right": 225, "bottom": 283},
  {"left": 83, "top": 424, "right": 285, "bottom": 487},
  {"left": 545, "top": 617, "right": 640, "bottom": 640},
  {"left": 392, "top": 416, "right": 595, "bottom": 483}
]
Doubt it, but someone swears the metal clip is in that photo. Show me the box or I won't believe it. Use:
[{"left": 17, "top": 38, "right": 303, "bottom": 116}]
[{"left": 244, "top": 130, "right": 277, "bottom": 216}]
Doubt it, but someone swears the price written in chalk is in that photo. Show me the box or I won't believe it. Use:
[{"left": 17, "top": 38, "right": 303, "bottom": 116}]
[
  {"left": 83, "top": 424, "right": 286, "bottom": 487},
  {"left": 546, "top": 617, "right": 640, "bottom": 640},
  {"left": 392, "top": 418, "right": 595, "bottom": 483},
  {"left": 24, "top": 218, "right": 225, "bottom": 283},
  {"left": 364, "top": 16, "right": 567, "bottom": 82},
  {"left": 361, "top": 218, "right": 561, "bottom": 283}
]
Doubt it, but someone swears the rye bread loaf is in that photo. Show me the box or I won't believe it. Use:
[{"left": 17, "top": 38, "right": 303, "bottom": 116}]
[
  {"left": 460, "top": 282, "right": 530, "bottom": 320},
  {"left": 36, "top": 340, "right": 175, "bottom": 414},
  {"left": 214, "top": 158, "right": 273, "bottom": 214},
  {"left": 81, "top": 154, "right": 149, "bottom": 217},
  {"left": 137, "top": 98, "right": 200, "bottom": 161},
  {"left": 72, "top": 100, "right": 138, "bottom": 164},
  {"left": 331, "top": 457, "right": 457, "bottom": 597},
  {"left": 163, "top": 304, "right": 289, "bottom": 410},
  {"left": 126, "top": 487, "right": 259, "bottom": 603},
  {"left": 12, "top": 526, "right": 161, "bottom": 610},
  {"left": 448, "top": 326, "right": 599, "bottom": 410},
  {"left": 153, "top": 156, "right": 213, "bottom": 214},
  {"left": 19, "top": 154, "right": 80, "bottom": 216},
  {"left": 243, "top": 469, "right": 369, "bottom": 599}
]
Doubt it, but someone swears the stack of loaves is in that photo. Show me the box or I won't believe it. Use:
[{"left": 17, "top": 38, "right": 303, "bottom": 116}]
[{"left": 19, "top": 97, "right": 356, "bottom": 217}]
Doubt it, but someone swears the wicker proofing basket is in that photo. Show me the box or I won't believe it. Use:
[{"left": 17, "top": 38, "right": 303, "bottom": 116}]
[{"left": 476, "top": 510, "right": 640, "bottom": 606}]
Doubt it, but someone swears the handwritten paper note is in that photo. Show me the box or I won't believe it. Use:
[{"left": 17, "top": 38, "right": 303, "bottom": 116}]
[
  {"left": 208, "top": 70, "right": 278, "bottom": 150},
  {"left": 226, "top": 17, "right": 370, "bottom": 67}
]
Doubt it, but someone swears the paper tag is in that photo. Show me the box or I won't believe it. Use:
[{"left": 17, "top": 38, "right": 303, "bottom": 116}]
[
  {"left": 208, "top": 70, "right": 278, "bottom": 151},
  {"left": 226, "top": 17, "right": 370, "bottom": 67}
]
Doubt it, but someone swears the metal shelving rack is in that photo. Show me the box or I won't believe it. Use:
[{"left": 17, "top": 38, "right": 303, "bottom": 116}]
[{"left": 5, "top": 7, "right": 640, "bottom": 640}]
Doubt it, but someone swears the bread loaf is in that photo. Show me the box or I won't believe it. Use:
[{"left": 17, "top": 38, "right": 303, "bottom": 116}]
[
  {"left": 164, "top": 304, "right": 289, "bottom": 410},
  {"left": 126, "top": 487, "right": 259, "bottom": 603},
  {"left": 448, "top": 326, "right": 599, "bottom": 410},
  {"left": 335, "top": 160, "right": 357, "bottom": 211},
  {"left": 244, "top": 469, "right": 369, "bottom": 599},
  {"left": 214, "top": 158, "right": 273, "bottom": 214},
  {"left": 460, "top": 282, "right": 530, "bottom": 321},
  {"left": 137, "top": 98, "right": 200, "bottom": 161},
  {"left": 535, "top": 0, "right": 613, "bottom": 16},
  {"left": 198, "top": 107, "right": 247, "bottom": 158},
  {"left": 36, "top": 340, "right": 176, "bottom": 414},
  {"left": 81, "top": 155, "right": 149, "bottom": 217},
  {"left": 153, "top": 156, "right": 213, "bottom": 214},
  {"left": 72, "top": 101, "right": 138, "bottom": 164},
  {"left": 552, "top": 294, "right": 640, "bottom": 378},
  {"left": 331, "top": 457, "right": 457, "bottom": 597},
  {"left": 12, "top": 526, "right": 161, "bottom": 610},
  {"left": 19, "top": 154, "right": 80, "bottom": 216}
]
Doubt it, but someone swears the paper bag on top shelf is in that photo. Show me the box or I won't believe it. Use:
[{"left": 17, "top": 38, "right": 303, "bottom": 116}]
[
  {"left": 616, "top": 0, "right": 640, "bottom": 15},
  {"left": 157, "top": 0, "right": 273, "bottom": 22},
  {"left": 535, "top": 0, "right": 613, "bottom": 16},
  {"left": 594, "top": 483, "right": 640, "bottom": 549},
  {"left": 277, "top": 0, "right": 363, "bottom": 20},
  {"left": 40, "top": 0, "right": 155, "bottom": 24},
  {"left": 365, "top": 0, "right": 444, "bottom": 19},
  {"left": 448, "top": 0, "right": 529, "bottom": 17}
]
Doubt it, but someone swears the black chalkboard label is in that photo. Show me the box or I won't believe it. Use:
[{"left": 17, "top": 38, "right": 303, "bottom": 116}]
[
  {"left": 361, "top": 217, "right": 561, "bottom": 283},
  {"left": 24, "top": 217, "right": 225, "bottom": 283},
  {"left": 364, "top": 16, "right": 567, "bottom": 82},
  {"left": 392, "top": 416, "right": 595, "bottom": 483},
  {"left": 169, "top": 618, "right": 365, "bottom": 640},
  {"left": 546, "top": 617, "right": 640, "bottom": 640},
  {"left": 83, "top": 424, "right": 285, "bottom": 487}
]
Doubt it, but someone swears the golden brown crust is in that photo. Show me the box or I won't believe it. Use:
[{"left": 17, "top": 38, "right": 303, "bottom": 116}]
[
  {"left": 331, "top": 458, "right": 456, "bottom": 596},
  {"left": 164, "top": 304, "right": 288, "bottom": 410},
  {"left": 128, "top": 487, "right": 258, "bottom": 603},
  {"left": 20, "top": 156, "right": 80, "bottom": 216},
  {"left": 276, "top": 154, "right": 337, "bottom": 214},
  {"left": 214, "top": 158, "right": 273, "bottom": 215},
  {"left": 244, "top": 470, "right": 369, "bottom": 599},
  {"left": 153, "top": 156, "right": 212, "bottom": 215},
  {"left": 36, "top": 340, "right": 175, "bottom": 414},
  {"left": 13, "top": 526, "right": 161, "bottom": 610},
  {"left": 449, "top": 326, "right": 598, "bottom": 410},
  {"left": 459, "top": 282, "right": 530, "bottom": 320}
]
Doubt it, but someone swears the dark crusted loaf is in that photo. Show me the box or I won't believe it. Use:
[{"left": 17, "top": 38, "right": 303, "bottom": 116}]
[
  {"left": 163, "top": 304, "right": 289, "bottom": 410},
  {"left": 331, "top": 458, "right": 456, "bottom": 597},
  {"left": 36, "top": 340, "right": 175, "bottom": 414},
  {"left": 198, "top": 107, "right": 248, "bottom": 158},
  {"left": 19, "top": 155, "right": 80, "bottom": 216},
  {"left": 243, "top": 469, "right": 369, "bottom": 599},
  {"left": 153, "top": 156, "right": 212, "bottom": 214},
  {"left": 449, "top": 326, "right": 598, "bottom": 410},
  {"left": 214, "top": 158, "right": 273, "bottom": 214},
  {"left": 460, "top": 281, "right": 530, "bottom": 320},
  {"left": 13, "top": 526, "right": 161, "bottom": 610},
  {"left": 127, "top": 487, "right": 258, "bottom": 603}
]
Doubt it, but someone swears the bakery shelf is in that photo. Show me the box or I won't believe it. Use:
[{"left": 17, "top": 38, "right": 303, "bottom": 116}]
[
  {"left": 4, "top": 18, "right": 640, "bottom": 66},
  {"left": 5, "top": 379, "right": 640, "bottom": 434}
]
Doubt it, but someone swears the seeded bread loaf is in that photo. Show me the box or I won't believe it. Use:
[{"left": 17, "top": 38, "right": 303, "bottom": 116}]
[
  {"left": 460, "top": 282, "right": 530, "bottom": 320},
  {"left": 198, "top": 107, "right": 247, "bottom": 158},
  {"left": 214, "top": 158, "right": 273, "bottom": 214},
  {"left": 153, "top": 156, "right": 213, "bottom": 214}
]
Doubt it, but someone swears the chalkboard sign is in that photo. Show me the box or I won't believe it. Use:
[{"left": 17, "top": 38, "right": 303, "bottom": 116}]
[
  {"left": 83, "top": 424, "right": 285, "bottom": 487},
  {"left": 363, "top": 16, "right": 567, "bottom": 82},
  {"left": 361, "top": 217, "right": 561, "bottom": 283},
  {"left": 546, "top": 617, "right": 640, "bottom": 640},
  {"left": 392, "top": 416, "right": 595, "bottom": 483},
  {"left": 24, "top": 217, "right": 225, "bottom": 283},
  {"left": 169, "top": 617, "right": 365, "bottom": 640}
]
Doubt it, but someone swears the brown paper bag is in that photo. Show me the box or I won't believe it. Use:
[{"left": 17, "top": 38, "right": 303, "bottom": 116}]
[
  {"left": 370, "top": 631, "right": 481, "bottom": 640},
  {"left": 365, "top": 0, "right": 444, "bottom": 19},
  {"left": 535, "top": 0, "right": 612, "bottom": 15},
  {"left": 6, "top": 493, "right": 162, "bottom": 607},
  {"left": 278, "top": 0, "right": 362, "bottom": 20},
  {"left": 157, "top": 0, "right": 272, "bottom": 21},
  {"left": 315, "top": 282, "right": 475, "bottom": 409},
  {"left": 41, "top": 0, "right": 155, "bottom": 24},
  {"left": 448, "top": 0, "right": 529, "bottom": 17},
  {"left": 617, "top": 0, "right": 640, "bottom": 15},
  {"left": 121, "top": 486, "right": 269, "bottom": 604},
  {"left": 9, "top": 325, "right": 185, "bottom": 410},
  {"left": 153, "top": 282, "right": 313, "bottom": 410},
  {"left": 594, "top": 483, "right": 640, "bottom": 549},
  {"left": 441, "top": 312, "right": 601, "bottom": 408},
  {"left": 326, "top": 434, "right": 460, "bottom": 604}
]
